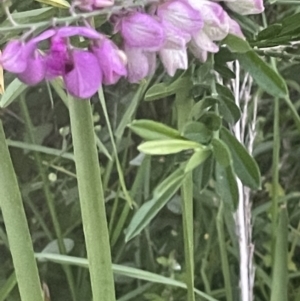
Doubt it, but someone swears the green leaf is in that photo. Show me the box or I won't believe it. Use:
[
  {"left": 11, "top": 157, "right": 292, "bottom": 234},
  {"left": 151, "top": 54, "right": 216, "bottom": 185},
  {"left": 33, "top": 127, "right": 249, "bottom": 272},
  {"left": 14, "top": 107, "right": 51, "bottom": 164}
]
[
  {"left": 182, "top": 121, "right": 212, "bottom": 144},
  {"left": 193, "top": 155, "right": 214, "bottom": 191},
  {"left": 212, "top": 138, "right": 232, "bottom": 167},
  {"left": 223, "top": 34, "right": 252, "bottom": 53},
  {"left": 221, "top": 127, "right": 261, "bottom": 189},
  {"left": 215, "top": 163, "right": 239, "bottom": 211},
  {"left": 218, "top": 96, "right": 241, "bottom": 124},
  {"left": 128, "top": 119, "right": 182, "bottom": 141},
  {"left": 270, "top": 206, "right": 288, "bottom": 301},
  {"left": 216, "top": 84, "right": 235, "bottom": 101},
  {"left": 257, "top": 24, "right": 282, "bottom": 40},
  {"left": 185, "top": 149, "right": 212, "bottom": 173},
  {"left": 145, "top": 76, "right": 192, "bottom": 101},
  {"left": 125, "top": 169, "right": 185, "bottom": 241},
  {"left": 0, "top": 79, "right": 27, "bottom": 108},
  {"left": 188, "top": 97, "right": 218, "bottom": 121},
  {"left": 138, "top": 139, "right": 204, "bottom": 155},
  {"left": 199, "top": 112, "right": 222, "bottom": 131},
  {"left": 34, "top": 253, "right": 218, "bottom": 301},
  {"left": 0, "top": 272, "right": 17, "bottom": 301},
  {"left": 235, "top": 51, "right": 288, "bottom": 98},
  {"left": 35, "top": 0, "right": 70, "bottom": 8}
]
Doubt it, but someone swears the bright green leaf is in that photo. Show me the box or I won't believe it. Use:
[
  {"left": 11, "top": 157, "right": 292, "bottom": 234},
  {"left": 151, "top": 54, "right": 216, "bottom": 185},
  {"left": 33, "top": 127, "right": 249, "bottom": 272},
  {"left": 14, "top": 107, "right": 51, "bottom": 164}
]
[
  {"left": 138, "top": 139, "right": 204, "bottom": 155},
  {"left": 128, "top": 119, "right": 182, "bottom": 141},
  {"left": 35, "top": 0, "right": 70, "bottom": 8},
  {"left": 0, "top": 79, "right": 27, "bottom": 108},
  {"left": 185, "top": 149, "right": 211, "bottom": 173}
]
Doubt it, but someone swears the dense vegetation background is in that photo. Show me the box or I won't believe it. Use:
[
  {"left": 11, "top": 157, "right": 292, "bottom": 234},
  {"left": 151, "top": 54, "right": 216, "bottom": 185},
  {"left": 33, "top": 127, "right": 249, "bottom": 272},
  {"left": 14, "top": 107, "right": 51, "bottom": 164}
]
[{"left": 1, "top": 0, "right": 300, "bottom": 301}]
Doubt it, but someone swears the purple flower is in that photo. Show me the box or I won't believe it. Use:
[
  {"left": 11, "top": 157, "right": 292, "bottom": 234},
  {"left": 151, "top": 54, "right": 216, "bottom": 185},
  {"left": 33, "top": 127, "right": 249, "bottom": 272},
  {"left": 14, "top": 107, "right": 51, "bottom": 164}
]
[
  {"left": 63, "top": 49, "right": 102, "bottom": 98},
  {"left": 0, "top": 41, "right": 30, "bottom": 73},
  {"left": 155, "top": 0, "right": 202, "bottom": 75},
  {"left": 114, "top": 11, "right": 165, "bottom": 51},
  {"left": 159, "top": 47, "right": 187, "bottom": 76},
  {"left": 156, "top": 0, "right": 203, "bottom": 37},
  {"left": 124, "top": 46, "right": 156, "bottom": 83},
  {"left": 91, "top": 38, "right": 127, "bottom": 85}
]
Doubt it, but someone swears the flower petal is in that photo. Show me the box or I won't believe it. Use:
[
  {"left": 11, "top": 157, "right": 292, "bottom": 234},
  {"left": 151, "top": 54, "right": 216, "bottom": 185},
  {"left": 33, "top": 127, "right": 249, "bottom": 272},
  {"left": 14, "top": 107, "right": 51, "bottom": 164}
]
[
  {"left": 159, "top": 48, "right": 187, "bottom": 76},
  {"left": 56, "top": 26, "right": 101, "bottom": 39},
  {"left": 0, "top": 40, "right": 34, "bottom": 73},
  {"left": 18, "top": 51, "right": 46, "bottom": 85},
  {"left": 117, "top": 12, "right": 165, "bottom": 51},
  {"left": 92, "top": 39, "right": 127, "bottom": 85},
  {"left": 125, "top": 46, "right": 153, "bottom": 83},
  {"left": 63, "top": 50, "right": 102, "bottom": 98},
  {"left": 192, "top": 30, "right": 219, "bottom": 53},
  {"left": 157, "top": 0, "right": 203, "bottom": 34}
]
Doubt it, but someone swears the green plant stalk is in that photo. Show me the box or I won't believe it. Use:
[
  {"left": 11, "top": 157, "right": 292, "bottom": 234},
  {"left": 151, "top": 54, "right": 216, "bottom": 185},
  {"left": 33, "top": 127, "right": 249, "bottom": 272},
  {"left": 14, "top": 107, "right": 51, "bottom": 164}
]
[
  {"left": 270, "top": 206, "right": 288, "bottom": 301},
  {"left": 271, "top": 98, "right": 280, "bottom": 263},
  {"left": 20, "top": 96, "right": 77, "bottom": 301},
  {"left": 216, "top": 203, "right": 233, "bottom": 301},
  {"left": 176, "top": 90, "right": 195, "bottom": 301},
  {"left": 0, "top": 120, "right": 43, "bottom": 301},
  {"left": 68, "top": 97, "right": 116, "bottom": 301},
  {"left": 181, "top": 173, "right": 195, "bottom": 301}
]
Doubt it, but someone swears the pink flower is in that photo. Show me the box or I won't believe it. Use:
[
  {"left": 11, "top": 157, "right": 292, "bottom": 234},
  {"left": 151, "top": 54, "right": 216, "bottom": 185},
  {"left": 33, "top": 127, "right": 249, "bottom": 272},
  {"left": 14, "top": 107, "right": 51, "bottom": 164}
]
[{"left": 91, "top": 38, "right": 127, "bottom": 85}]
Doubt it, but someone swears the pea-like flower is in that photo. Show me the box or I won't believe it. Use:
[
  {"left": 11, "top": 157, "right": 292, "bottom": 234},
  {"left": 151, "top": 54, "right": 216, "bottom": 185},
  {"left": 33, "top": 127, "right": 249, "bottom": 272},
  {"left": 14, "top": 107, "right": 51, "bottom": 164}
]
[
  {"left": 113, "top": 11, "right": 165, "bottom": 82},
  {"left": 0, "top": 26, "right": 128, "bottom": 98}
]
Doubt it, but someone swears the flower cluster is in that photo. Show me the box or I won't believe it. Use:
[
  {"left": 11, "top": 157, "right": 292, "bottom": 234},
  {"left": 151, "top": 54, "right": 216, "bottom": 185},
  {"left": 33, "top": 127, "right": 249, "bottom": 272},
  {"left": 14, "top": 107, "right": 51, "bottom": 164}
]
[{"left": 0, "top": 0, "right": 264, "bottom": 98}]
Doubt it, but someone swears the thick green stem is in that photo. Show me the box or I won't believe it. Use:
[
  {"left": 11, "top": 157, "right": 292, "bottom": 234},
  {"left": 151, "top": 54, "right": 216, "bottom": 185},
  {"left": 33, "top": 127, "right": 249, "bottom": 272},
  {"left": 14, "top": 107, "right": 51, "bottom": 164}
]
[
  {"left": 68, "top": 97, "right": 116, "bottom": 301},
  {"left": 0, "top": 121, "right": 43, "bottom": 301}
]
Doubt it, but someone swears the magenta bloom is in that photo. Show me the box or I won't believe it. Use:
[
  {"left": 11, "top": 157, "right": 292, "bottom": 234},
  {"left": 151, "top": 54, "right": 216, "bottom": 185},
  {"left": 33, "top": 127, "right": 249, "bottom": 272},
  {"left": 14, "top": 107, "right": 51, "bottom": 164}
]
[
  {"left": 63, "top": 50, "right": 102, "bottom": 99},
  {"left": 114, "top": 12, "right": 165, "bottom": 51},
  {"left": 91, "top": 38, "right": 127, "bottom": 85}
]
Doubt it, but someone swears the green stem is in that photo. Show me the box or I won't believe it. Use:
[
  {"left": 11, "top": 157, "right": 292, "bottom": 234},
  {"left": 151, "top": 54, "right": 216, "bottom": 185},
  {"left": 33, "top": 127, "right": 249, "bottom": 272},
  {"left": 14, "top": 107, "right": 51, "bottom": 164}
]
[
  {"left": 0, "top": 120, "right": 43, "bottom": 301},
  {"left": 68, "top": 97, "right": 116, "bottom": 301},
  {"left": 181, "top": 173, "right": 195, "bottom": 301},
  {"left": 176, "top": 89, "right": 195, "bottom": 301},
  {"left": 216, "top": 203, "right": 233, "bottom": 301},
  {"left": 20, "top": 96, "right": 77, "bottom": 301},
  {"left": 271, "top": 97, "right": 280, "bottom": 263},
  {"left": 0, "top": 4, "right": 141, "bottom": 33}
]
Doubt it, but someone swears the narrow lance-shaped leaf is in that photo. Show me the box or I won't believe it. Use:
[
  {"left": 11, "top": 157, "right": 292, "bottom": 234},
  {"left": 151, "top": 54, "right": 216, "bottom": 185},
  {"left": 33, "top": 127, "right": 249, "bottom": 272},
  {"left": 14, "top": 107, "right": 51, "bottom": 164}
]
[
  {"left": 125, "top": 168, "right": 185, "bottom": 241},
  {"left": 235, "top": 50, "right": 288, "bottom": 98},
  {"left": 221, "top": 127, "right": 261, "bottom": 189},
  {"left": 138, "top": 139, "right": 204, "bottom": 155},
  {"left": 128, "top": 119, "right": 182, "bottom": 141}
]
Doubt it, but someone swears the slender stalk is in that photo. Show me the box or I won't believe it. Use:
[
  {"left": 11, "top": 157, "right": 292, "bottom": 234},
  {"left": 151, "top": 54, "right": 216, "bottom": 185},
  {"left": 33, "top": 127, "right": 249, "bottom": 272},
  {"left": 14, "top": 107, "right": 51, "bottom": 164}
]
[
  {"left": 216, "top": 203, "right": 233, "bottom": 301},
  {"left": 19, "top": 96, "right": 77, "bottom": 301},
  {"left": 176, "top": 90, "right": 195, "bottom": 301},
  {"left": 271, "top": 97, "right": 280, "bottom": 263},
  {"left": 0, "top": 120, "right": 43, "bottom": 301},
  {"left": 68, "top": 97, "right": 116, "bottom": 301},
  {"left": 0, "top": 4, "right": 141, "bottom": 33}
]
